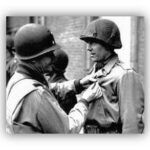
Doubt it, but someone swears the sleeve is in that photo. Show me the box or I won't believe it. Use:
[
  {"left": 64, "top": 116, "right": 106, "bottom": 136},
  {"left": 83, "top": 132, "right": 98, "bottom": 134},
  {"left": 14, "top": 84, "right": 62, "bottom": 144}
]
[
  {"left": 68, "top": 100, "right": 89, "bottom": 133},
  {"left": 49, "top": 80, "right": 76, "bottom": 96},
  {"left": 36, "top": 89, "right": 88, "bottom": 133},
  {"left": 57, "top": 90, "right": 77, "bottom": 114},
  {"left": 49, "top": 79, "right": 83, "bottom": 99},
  {"left": 118, "top": 70, "right": 144, "bottom": 133}
]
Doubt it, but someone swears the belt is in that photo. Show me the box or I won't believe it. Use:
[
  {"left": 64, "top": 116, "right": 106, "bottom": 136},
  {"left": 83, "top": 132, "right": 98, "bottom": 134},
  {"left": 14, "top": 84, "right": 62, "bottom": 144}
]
[{"left": 84, "top": 123, "right": 122, "bottom": 134}]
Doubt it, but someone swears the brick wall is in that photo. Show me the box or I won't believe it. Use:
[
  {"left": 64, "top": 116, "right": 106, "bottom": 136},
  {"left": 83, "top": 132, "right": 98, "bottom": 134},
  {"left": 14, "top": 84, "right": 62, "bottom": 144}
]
[
  {"left": 46, "top": 16, "right": 87, "bottom": 80},
  {"left": 6, "top": 17, "right": 30, "bottom": 34}
]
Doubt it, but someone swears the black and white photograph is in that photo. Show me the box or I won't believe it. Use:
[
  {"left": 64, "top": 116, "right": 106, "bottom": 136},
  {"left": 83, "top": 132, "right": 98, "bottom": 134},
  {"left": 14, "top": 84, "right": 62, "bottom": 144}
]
[
  {"left": 0, "top": 0, "right": 150, "bottom": 150},
  {"left": 6, "top": 16, "right": 144, "bottom": 134}
]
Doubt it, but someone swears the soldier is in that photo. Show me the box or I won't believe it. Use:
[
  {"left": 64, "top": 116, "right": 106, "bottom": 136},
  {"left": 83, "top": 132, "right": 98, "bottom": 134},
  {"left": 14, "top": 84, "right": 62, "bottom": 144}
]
[
  {"left": 45, "top": 49, "right": 77, "bottom": 114},
  {"left": 80, "top": 18, "right": 144, "bottom": 133},
  {"left": 6, "top": 35, "right": 18, "bottom": 85},
  {"left": 6, "top": 23, "right": 102, "bottom": 134}
]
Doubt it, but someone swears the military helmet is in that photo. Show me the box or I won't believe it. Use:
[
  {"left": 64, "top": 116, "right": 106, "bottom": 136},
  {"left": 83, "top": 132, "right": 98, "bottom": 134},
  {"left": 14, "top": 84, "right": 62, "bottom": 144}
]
[
  {"left": 52, "top": 49, "right": 69, "bottom": 73},
  {"left": 14, "top": 23, "right": 60, "bottom": 60},
  {"left": 80, "top": 19, "right": 122, "bottom": 49}
]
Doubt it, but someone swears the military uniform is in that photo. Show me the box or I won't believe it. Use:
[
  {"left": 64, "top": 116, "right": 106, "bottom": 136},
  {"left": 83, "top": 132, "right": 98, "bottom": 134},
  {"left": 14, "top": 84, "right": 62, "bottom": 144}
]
[
  {"left": 6, "top": 24, "right": 101, "bottom": 134},
  {"left": 84, "top": 53, "right": 144, "bottom": 133},
  {"left": 6, "top": 35, "right": 17, "bottom": 85},
  {"left": 46, "top": 49, "right": 77, "bottom": 114},
  {"left": 80, "top": 18, "right": 144, "bottom": 133},
  {"left": 48, "top": 74, "right": 77, "bottom": 114},
  {"left": 6, "top": 63, "right": 88, "bottom": 133}
]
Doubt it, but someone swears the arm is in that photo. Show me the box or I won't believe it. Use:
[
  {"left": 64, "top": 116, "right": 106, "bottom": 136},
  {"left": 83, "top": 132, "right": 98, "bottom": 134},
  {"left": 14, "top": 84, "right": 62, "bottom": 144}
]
[
  {"left": 37, "top": 90, "right": 88, "bottom": 133},
  {"left": 57, "top": 90, "right": 77, "bottom": 114},
  {"left": 37, "top": 82, "right": 102, "bottom": 133},
  {"left": 49, "top": 79, "right": 79, "bottom": 97},
  {"left": 118, "top": 70, "right": 144, "bottom": 133},
  {"left": 49, "top": 75, "right": 97, "bottom": 99},
  {"left": 11, "top": 81, "right": 101, "bottom": 134}
]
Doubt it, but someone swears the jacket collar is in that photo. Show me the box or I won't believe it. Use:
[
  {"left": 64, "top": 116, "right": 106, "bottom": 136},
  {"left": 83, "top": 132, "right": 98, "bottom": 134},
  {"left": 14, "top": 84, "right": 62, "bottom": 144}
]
[
  {"left": 93, "top": 53, "right": 119, "bottom": 78},
  {"left": 16, "top": 62, "right": 48, "bottom": 86}
]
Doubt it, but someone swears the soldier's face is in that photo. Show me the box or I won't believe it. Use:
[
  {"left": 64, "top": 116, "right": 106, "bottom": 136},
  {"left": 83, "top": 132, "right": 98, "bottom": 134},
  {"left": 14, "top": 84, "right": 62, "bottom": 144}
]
[
  {"left": 39, "top": 52, "right": 54, "bottom": 74},
  {"left": 87, "top": 42, "right": 110, "bottom": 62}
]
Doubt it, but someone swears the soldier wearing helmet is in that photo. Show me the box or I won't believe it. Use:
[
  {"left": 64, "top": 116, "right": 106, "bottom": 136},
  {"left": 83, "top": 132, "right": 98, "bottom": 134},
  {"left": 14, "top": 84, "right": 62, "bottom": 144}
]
[
  {"left": 45, "top": 49, "right": 77, "bottom": 114},
  {"left": 80, "top": 18, "right": 144, "bottom": 133},
  {"left": 6, "top": 35, "right": 18, "bottom": 85},
  {"left": 47, "top": 49, "right": 69, "bottom": 77},
  {"left": 6, "top": 23, "right": 102, "bottom": 134}
]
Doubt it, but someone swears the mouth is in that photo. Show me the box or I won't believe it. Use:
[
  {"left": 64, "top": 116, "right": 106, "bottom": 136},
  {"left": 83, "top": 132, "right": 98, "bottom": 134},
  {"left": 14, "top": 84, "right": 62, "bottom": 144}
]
[{"left": 90, "top": 53, "right": 95, "bottom": 57}]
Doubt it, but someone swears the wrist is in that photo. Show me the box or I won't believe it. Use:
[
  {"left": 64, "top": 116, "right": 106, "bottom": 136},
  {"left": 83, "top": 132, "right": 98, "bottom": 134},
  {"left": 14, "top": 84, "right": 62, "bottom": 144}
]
[
  {"left": 78, "top": 99, "right": 89, "bottom": 107},
  {"left": 74, "top": 79, "right": 85, "bottom": 94}
]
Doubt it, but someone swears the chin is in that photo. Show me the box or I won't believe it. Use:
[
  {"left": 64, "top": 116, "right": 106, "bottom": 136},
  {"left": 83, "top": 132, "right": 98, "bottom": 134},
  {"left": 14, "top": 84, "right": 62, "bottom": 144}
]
[{"left": 91, "top": 58, "right": 98, "bottom": 62}]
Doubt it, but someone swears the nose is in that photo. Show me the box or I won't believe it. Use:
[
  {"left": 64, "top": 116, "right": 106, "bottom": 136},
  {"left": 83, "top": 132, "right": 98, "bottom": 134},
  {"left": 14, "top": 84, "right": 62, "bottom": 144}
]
[{"left": 87, "top": 43, "right": 92, "bottom": 52}]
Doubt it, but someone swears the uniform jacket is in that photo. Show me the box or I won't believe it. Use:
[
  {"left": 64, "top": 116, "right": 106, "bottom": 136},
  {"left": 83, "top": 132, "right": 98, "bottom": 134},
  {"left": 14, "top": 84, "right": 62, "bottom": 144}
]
[
  {"left": 47, "top": 74, "right": 77, "bottom": 114},
  {"left": 85, "top": 53, "right": 144, "bottom": 133},
  {"left": 6, "top": 63, "right": 88, "bottom": 134}
]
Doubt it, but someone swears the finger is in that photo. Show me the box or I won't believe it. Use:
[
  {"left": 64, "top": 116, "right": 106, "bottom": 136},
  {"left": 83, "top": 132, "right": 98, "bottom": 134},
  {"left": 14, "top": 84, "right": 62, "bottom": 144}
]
[
  {"left": 95, "top": 86, "right": 102, "bottom": 98},
  {"left": 89, "top": 78, "right": 97, "bottom": 83},
  {"left": 92, "top": 82, "right": 101, "bottom": 93},
  {"left": 90, "top": 82, "right": 97, "bottom": 90}
]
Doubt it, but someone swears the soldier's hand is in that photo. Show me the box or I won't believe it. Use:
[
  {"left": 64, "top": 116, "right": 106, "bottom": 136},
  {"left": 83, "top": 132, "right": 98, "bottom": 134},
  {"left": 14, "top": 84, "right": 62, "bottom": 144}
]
[
  {"left": 80, "top": 74, "right": 97, "bottom": 88},
  {"left": 81, "top": 82, "right": 102, "bottom": 103}
]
